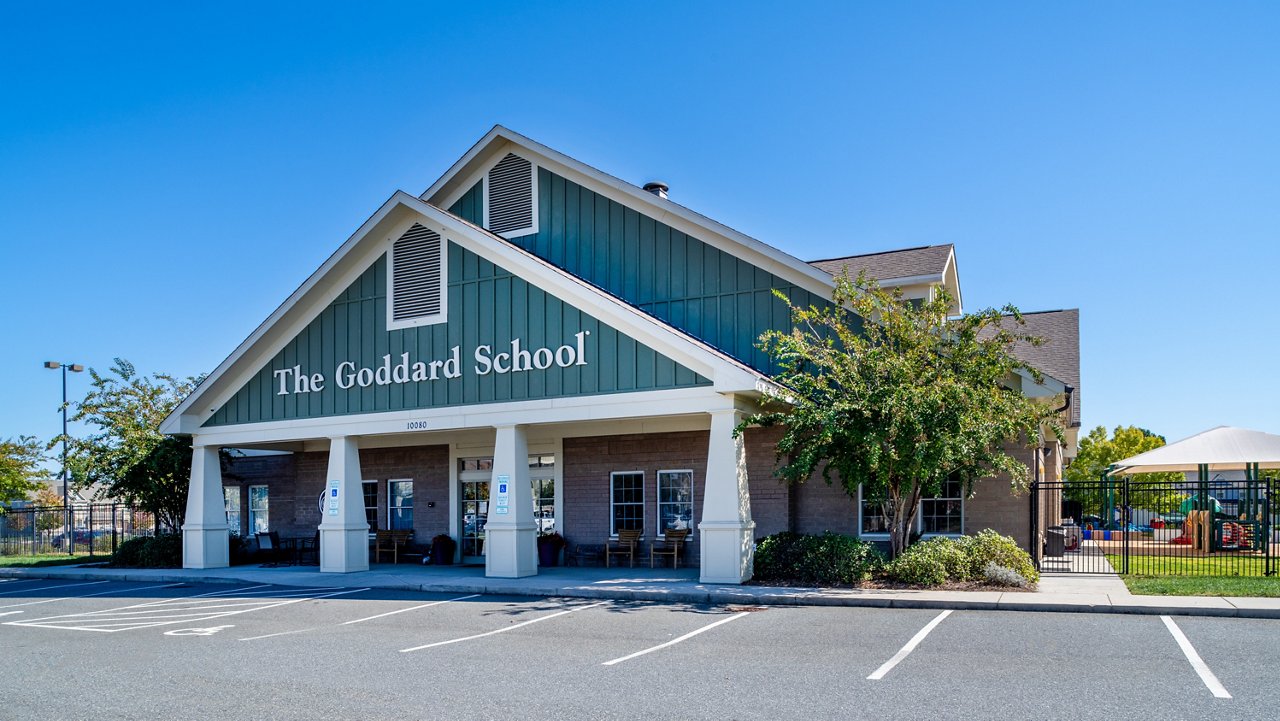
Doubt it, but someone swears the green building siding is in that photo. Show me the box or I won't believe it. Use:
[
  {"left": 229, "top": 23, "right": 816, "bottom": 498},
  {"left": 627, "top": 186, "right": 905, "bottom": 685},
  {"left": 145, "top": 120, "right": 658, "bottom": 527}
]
[
  {"left": 448, "top": 169, "right": 835, "bottom": 375},
  {"left": 204, "top": 245, "right": 710, "bottom": 427}
]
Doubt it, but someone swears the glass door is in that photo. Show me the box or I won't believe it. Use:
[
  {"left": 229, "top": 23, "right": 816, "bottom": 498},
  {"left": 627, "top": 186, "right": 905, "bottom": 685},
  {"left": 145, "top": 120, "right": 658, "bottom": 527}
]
[{"left": 458, "top": 458, "right": 492, "bottom": 564}]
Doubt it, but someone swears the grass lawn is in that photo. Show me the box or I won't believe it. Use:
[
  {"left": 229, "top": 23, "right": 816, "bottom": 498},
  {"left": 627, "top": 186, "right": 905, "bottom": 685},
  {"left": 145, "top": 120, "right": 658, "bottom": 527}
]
[
  {"left": 0, "top": 553, "right": 100, "bottom": 568},
  {"left": 1105, "top": 553, "right": 1280, "bottom": 597}
]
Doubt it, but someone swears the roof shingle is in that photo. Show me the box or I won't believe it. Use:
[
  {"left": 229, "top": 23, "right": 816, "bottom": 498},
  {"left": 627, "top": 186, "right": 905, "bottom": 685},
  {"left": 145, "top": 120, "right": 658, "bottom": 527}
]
[{"left": 808, "top": 244, "right": 953, "bottom": 281}]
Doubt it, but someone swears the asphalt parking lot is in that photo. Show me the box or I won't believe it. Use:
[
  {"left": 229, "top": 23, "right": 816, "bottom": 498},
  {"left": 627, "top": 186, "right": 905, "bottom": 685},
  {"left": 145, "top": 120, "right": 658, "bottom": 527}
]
[{"left": 1, "top": 577, "right": 1278, "bottom": 720}]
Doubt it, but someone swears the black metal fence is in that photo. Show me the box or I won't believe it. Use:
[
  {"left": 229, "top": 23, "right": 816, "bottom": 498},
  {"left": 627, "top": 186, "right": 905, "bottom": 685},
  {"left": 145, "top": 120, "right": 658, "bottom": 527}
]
[
  {"left": 0, "top": 503, "right": 158, "bottom": 558},
  {"left": 1032, "top": 478, "right": 1276, "bottom": 577}
]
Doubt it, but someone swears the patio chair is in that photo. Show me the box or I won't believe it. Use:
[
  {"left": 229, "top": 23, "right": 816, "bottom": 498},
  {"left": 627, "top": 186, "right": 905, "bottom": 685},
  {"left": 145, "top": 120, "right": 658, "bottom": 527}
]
[
  {"left": 605, "top": 529, "right": 642, "bottom": 568},
  {"left": 255, "top": 531, "right": 286, "bottom": 567},
  {"left": 649, "top": 529, "right": 690, "bottom": 568},
  {"left": 375, "top": 530, "right": 414, "bottom": 564}
]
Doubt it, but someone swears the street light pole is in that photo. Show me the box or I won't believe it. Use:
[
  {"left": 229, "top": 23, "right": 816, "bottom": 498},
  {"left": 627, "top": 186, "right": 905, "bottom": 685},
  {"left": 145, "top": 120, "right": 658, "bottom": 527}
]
[{"left": 44, "top": 361, "right": 84, "bottom": 554}]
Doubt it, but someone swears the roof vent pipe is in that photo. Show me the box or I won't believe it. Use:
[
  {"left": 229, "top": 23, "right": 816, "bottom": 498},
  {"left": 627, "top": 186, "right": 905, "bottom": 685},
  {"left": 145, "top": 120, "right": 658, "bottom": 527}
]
[{"left": 642, "top": 181, "right": 669, "bottom": 199}]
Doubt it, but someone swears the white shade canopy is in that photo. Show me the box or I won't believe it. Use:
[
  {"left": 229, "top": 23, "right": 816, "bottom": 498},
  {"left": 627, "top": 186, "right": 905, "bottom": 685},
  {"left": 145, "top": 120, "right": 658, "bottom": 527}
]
[{"left": 1111, "top": 426, "right": 1280, "bottom": 475}]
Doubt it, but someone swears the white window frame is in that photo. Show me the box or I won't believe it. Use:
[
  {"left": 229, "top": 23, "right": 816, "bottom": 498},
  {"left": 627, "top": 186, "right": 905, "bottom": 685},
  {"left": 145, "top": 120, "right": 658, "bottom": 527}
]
[
  {"left": 362, "top": 480, "right": 379, "bottom": 532},
  {"left": 656, "top": 469, "right": 695, "bottom": 537},
  {"left": 856, "top": 483, "right": 965, "bottom": 539},
  {"left": 386, "top": 222, "right": 449, "bottom": 332},
  {"left": 609, "top": 471, "right": 646, "bottom": 538},
  {"left": 248, "top": 485, "right": 269, "bottom": 534},
  {"left": 388, "top": 479, "right": 414, "bottom": 531},
  {"left": 482, "top": 153, "right": 540, "bottom": 239},
  {"left": 223, "top": 486, "right": 241, "bottom": 536},
  {"left": 920, "top": 478, "right": 965, "bottom": 537}
]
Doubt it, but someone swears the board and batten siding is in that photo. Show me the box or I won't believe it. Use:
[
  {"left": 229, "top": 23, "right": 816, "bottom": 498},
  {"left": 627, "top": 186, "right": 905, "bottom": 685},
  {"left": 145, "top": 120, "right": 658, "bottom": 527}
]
[
  {"left": 449, "top": 169, "right": 839, "bottom": 376},
  {"left": 204, "top": 244, "right": 710, "bottom": 427}
]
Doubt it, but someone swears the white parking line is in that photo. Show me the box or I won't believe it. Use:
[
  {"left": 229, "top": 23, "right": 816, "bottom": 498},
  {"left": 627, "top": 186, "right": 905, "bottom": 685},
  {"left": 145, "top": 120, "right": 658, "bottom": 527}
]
[
  {"left": 0, "top": 583, "right": 183, "bottom": 610},
  {"left": 867, "top": 610, "right": 952, "bottom": 680},
  {"left": 6, "top": 587, "right": 370, "bottom": 633},
  {"left": 602, "top": 611, "right": 750, "bottom": 666},
  {"left": 341, "top": 594, "right": 481, "bottom": 626},
  {"left": 0, "top": 611, "right": 23, "bottom": 617},
  {"left": 1161, "top": 616, "right": 1231, "bottom": 699},
  {"left": 400, "top": 602, "right": 606, "bottom": 652},
  {"left": 0, "top": 581, "right": 109, "bottom": 597}
]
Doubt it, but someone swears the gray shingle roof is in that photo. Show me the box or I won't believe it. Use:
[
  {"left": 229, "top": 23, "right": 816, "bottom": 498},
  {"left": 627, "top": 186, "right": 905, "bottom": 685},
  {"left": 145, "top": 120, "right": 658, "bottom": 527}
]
[
  {"left": 997, "top": 309, "right": 1082, "bottom": 426},
  {"left": 808, "top": 244, "right": 953, "bottom": 281}
]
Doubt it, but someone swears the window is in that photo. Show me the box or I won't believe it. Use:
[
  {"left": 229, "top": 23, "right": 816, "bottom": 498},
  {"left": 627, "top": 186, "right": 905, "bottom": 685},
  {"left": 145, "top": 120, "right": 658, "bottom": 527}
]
[
  {"left": 610, "top": 472, "right": 645, "bottom": 536},
  {"left": 860, "top": 490, "right": 890, "bottom": 534},
  {"left": 530, "top": 454, "right": 556, "bottom": 533},
  {"left": 223, "top": 487, "right": 241, "bottom": 536},
  {"left": 921, "top": 478, "right": 964, "bottom": 535},
  {"left": 248, "top": 486, "right": 269, "bottom": 534},
  {"left": 387, "top": 223, "right": 447, "bottom": 330},
  {"left": 657, "top": 470, "right": 694, "bottom": 534},
  {"left": 532, "top": 477, "right": 555, "bottom": 533},
  {"left": 859, "top": 480, "right": 964, "bottom": 536},
  {"left": 363, "top": 481, "right": 378, "bottom": 530},
  {"left": 388, "top": 480, "right": 413, "bottom": 531}
]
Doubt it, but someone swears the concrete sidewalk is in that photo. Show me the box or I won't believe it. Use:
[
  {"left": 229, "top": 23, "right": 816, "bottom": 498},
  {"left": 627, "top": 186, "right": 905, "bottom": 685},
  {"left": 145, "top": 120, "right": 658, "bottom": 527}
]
[{"left": 2, "top": 563, "right": 1277, "bottom": 619}]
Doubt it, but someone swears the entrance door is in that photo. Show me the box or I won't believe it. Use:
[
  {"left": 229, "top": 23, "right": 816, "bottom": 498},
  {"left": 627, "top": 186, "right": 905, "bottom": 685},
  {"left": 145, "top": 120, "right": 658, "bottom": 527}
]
[{"left": 459, "top": 459, "right": 492, "bottom": 564}]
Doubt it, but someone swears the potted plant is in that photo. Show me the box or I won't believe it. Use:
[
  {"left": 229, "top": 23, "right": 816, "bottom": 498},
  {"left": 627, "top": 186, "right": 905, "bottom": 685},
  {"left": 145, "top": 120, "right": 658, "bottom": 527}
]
[
  {"left": 537, "top": 531, "right": 566, "bottom": 566},
  {"left": 430, "top": 533, "right": 457, "bottom": 565}
]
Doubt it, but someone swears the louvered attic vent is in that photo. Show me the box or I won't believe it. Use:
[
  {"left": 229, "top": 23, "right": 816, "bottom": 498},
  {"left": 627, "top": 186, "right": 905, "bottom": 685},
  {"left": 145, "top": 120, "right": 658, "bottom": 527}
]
[
  {"left": 486, "top": 152, "right": 535, "bottom": 236},
  {"left": 390, "top": 223, "right": 445, "bottom": 326}
]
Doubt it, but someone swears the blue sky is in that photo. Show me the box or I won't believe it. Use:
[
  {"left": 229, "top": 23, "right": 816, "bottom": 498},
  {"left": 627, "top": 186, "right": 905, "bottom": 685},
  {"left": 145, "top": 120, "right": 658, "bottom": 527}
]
[{"left": 2, "top": 1, "right": 1277, "bottom": 465}]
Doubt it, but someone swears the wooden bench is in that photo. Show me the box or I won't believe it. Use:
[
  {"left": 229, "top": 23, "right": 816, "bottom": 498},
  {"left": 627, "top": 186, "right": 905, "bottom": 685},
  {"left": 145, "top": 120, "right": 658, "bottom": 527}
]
[{"left": 374, "top": 530, "right": 414, "bottom": 564}]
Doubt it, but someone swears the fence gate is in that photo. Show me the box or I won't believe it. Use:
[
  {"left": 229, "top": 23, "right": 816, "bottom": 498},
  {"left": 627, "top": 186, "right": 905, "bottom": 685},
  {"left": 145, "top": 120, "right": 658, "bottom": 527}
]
[
  {"left": 0, "top": 503, "right": 157, "bottom": 558},
  {"left": 1031, "top": 479, "right": 1275, "bottom": 577}
]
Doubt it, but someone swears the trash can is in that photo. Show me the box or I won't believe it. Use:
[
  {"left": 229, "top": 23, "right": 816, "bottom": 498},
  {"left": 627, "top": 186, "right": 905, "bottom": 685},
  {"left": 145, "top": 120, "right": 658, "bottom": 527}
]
[{"left": 1046, "top": 526, "right": 1066, "bottom": 557}]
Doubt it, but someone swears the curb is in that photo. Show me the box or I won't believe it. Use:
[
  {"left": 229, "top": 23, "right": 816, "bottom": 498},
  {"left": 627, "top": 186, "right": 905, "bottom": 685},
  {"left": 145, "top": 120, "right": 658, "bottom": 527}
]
[{"left": 3, "top": 567, "right": 1277, "bottom": 620}]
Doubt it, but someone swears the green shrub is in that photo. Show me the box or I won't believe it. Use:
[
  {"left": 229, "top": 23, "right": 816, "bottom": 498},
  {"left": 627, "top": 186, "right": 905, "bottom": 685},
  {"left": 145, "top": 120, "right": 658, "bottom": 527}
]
[
  {"left": 109, "top": 534, "right": 182, "bottom": 568},
  {"left": 110, "top": 537, "right": 148, "bottom": 567},
  {"left": 885, "top": 537, "right": 969, "bottom": 585},
  {"left": 754, "top": 531, "right": 884, "bottom": 585},
  {"left": 963, "top": 529, "right": 1038, "bottom": 583},
  {"left": 885, "top": 530, "right": 1039, "bottom": 586}
]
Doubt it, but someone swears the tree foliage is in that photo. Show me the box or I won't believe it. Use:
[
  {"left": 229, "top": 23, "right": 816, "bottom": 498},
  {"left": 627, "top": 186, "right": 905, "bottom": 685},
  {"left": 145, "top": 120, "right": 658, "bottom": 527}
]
[
  {"left": 64, "top": 359, "right": 204, "bottom": 530},
  {"left": 0, "top": 435, "right": 46, "bottom": 504},
  {"left": 742, "top": 272, "right": 1063, "bottom": 558},
  {"left": 1064, "top": 425, "right": 1185, "bottom": 514}
]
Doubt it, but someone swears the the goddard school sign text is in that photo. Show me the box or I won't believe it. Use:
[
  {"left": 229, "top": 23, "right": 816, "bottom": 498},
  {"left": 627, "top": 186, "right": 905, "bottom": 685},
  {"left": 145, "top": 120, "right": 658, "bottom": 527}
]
[{"left": 272, "top": 331, "right": 591, "bottom": 396}]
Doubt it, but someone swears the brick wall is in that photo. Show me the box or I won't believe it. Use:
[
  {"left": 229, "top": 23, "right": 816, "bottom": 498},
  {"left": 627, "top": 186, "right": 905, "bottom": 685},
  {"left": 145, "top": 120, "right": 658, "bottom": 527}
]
[
  {"left": 744, "top": 426, "right": 791, "bottom": 539},
  {"left": 563, "top": 430, "right": 709, "bottom": 563},
  {"left": 224, "top": 445, "right": 448, "bottom": 542},
  {"left": 964, "top": 444, "right": 1038, "bottom": 551}
]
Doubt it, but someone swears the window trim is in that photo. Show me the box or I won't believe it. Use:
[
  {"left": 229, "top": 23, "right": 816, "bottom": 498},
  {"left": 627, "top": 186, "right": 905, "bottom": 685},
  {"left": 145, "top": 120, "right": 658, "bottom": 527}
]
[
  {"left": 856, "top": 483, "right": 965, "bottom": 539},
  {"left": 362, "top": 480, "right": 379, "bottom": 533},
  {"left": 656, "top": 469, "right": 696, "bottom": 538},
  {"left": 609, "top": 470, "right": 646, "bottom": 539},
  {"left": 247, "top": 485, "right": 269, "bottom": 535},
  {"left": 388, "top": 478, "right": 414, "bottom": 532},
  {"left": 386, "top": 222, "right": 449, "bottom": 332},
  {"left": 223, "top": 486, "right": 242, "bottom": 536},
  {"left": 482, "top": 152, "right": 540, "bottom": 239}
]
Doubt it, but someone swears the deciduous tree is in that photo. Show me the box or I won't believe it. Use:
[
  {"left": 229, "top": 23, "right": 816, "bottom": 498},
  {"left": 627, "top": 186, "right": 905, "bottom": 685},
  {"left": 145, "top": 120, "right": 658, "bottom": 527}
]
[
  {"left": 63, "top": 359, "right": 204, "bottom": 530},
  {"left": 742, "top": 272, "right": 1063, "bottom": 558},
  {"left": 0, "top": 435, "right": 46, "bottom": 504}
]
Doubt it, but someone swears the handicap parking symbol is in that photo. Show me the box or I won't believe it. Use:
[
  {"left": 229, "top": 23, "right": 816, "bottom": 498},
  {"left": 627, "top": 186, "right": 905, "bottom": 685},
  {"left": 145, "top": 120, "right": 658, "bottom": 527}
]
[{"left": 165, "top": 625, "right": 235, "bottom": 637}]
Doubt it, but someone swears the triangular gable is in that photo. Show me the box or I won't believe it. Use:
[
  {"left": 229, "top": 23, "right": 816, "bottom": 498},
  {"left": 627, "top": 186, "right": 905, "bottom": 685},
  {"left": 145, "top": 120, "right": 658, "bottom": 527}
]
[
  {"left": 163, "top": 193, "right": 766, "bottom": 435},
  {"left": 422, "top": 126, "right": 841, "bottom": 306},
  {"left": 203, "top": 244, "right": 711, "bottom": 427}
]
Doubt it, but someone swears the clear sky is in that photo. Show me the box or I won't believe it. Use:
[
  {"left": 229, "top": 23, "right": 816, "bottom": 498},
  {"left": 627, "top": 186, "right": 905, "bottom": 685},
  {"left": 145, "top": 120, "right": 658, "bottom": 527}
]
[{"left": 2, "top": 1, "right": 1277, "bottom": 466}]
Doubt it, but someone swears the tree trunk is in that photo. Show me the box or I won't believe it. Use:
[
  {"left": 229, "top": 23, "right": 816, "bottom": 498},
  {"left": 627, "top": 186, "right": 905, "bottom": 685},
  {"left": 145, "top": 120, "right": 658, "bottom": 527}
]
[{"left": 887, "top": 483, "right": 924, "bottom": 559}]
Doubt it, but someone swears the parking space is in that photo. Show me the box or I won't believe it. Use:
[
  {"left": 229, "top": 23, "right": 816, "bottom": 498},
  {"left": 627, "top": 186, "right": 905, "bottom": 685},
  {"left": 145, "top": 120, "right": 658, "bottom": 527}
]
[{"left": 1, "top": 580, "right": 1277, "bottom": 720}]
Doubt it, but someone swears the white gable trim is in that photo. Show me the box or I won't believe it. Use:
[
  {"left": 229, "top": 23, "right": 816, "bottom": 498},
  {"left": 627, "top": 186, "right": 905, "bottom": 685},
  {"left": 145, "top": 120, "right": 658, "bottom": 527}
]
[
  {"left": 422, "top": 126, "right": 841, "bottom": 305},
  {"left": 162, "top": 193, "right": 768, "bottom": 435}
]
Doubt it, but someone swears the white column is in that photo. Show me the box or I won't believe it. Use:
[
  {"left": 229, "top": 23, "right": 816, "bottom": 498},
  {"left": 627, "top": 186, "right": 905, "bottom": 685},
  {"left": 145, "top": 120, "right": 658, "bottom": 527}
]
[
  {"left": 182, "top": 444, "right": 230, "bottom": 569},
  {"left": 699, "top": 409, "right": 755, "bottom": 584},
  {"left": 319, "top": 436, "right": 370, "bottom": 573},
  {"left": 485, "top": 424, "right": 537, "bottom": 578}
]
